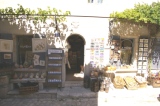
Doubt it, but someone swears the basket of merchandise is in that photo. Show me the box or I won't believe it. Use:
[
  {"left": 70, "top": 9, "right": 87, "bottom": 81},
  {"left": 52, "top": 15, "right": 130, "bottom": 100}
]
[
  {"left": 148, "top": 72, "right": 160, "bottom": 88},
  {"left": 19, "top": 82, "right": 38, "bottom": 94},
  {"left": 113, "top": 76, "right": 125, "bottom": 89},
  {"left": 103, "top": 65, "right": 116, "bottom": 71},
  {"left": 134, "top": 76, "right": 147, "bottom": 88},
  {"left": 151, "top": 77, "right": 160, "bottom": 88},
  {"left": 124, "top": 76, "right": 139, "bottom": 90}
]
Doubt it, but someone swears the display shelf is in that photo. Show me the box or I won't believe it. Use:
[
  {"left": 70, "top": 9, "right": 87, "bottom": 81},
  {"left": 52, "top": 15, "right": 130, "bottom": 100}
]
[
  {"left": 0, "top": 71, "right": 13, "bottom": 77},
  {"left": 13, "top": 68, "right": 39, "bottom": 72},
  {"left": 48, "top": 57, "right": 62, "bottom": 60},
  {"left": 137, "top": 36, "right": 149, "bottom": 74},
  {"left": 10, "top": 78, "right": 46, "bottom": 83},
  {"left": 47, "top": 79, "right": 62, "bottom": 83},
  {"left": 47, "top": 48, "right": 64, "bottom": 88},
  {"left": 48, "top": 71, "right": 62, "bottom": 75},
  {"left": 48, "top": 64, "right": 62, "bottom": 67},
  {"left": 10, "top": 78, "right": 46, "bottom": 90}
]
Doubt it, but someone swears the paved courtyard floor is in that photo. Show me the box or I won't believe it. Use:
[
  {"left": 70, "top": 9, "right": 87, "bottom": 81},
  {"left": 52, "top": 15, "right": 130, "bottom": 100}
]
[{"left": 0, "top": 85, "right": 160, "bottom": 106}]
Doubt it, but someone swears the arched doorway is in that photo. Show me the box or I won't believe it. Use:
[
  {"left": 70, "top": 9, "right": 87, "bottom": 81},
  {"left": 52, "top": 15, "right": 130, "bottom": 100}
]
[{"left": 66, "top": 34, "right": 85, "bottom": 81}]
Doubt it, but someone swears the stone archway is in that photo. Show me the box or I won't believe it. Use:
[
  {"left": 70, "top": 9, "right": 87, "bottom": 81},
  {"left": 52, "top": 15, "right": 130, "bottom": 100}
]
[{"left": 65, "top": 34, "right": 85, "bottom": 81}]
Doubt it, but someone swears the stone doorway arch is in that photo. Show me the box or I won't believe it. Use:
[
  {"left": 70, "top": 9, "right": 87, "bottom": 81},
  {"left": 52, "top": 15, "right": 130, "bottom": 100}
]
[{"left": 65, "top": 34, "right": 85, "bottom": 81}]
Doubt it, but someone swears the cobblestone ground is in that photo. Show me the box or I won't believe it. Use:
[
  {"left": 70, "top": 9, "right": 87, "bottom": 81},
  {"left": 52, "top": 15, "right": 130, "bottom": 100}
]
[
  {"left": 0, "top": 98, "right": 97, "bottom": 106},
  {"left": 0, "top": 97, "right": 159, "bottom": 106}
]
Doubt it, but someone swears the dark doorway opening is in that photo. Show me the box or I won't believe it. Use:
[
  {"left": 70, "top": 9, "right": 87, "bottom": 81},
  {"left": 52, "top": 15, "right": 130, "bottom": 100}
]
[
  {"left": 66, "top": 34, "right": 85, "bottom": 81},
  {"left": 17, "top": 35, "right": 33, "bottom": 66}
]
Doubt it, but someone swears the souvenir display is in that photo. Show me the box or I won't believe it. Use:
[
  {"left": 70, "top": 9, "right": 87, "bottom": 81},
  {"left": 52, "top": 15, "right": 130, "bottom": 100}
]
[
  {"left": 19, "top": 73, "right": 23, "bottom": 79},
  {"left": 13, "top": 73, "right": 18, "bottom": 79},
  {"left": 29, "top": 65, "right": 33, "bottom": 69},
  {"left": 113, "top": 76, "right": 125, "bottom": 89},
  {"left": 41, "top": 72, "right": 46, "bottom": 79},
  {"left": 124, "top": 76, "right": 139, "bottom": 90},
  {"left": 148, "top": 72, "right": 160, "bottom": 88},
  {"left": 29, "top": 73, "right": 34, "bottom": 79},
  {"left": 23, "top": 61, "right": 29, "bottom": 68},
  {"left": 14, "top": 63, "right": 19, "bottom": 68},
  {"left": 103, "top": 65, "right": 116, "bottom": 71},
  {"left": 137, "top": 37, "right": 148, "bottom": 74},
  {"left": 134, "top": 76, "right": 147, "bottom": 88},
  {"left": 35, "top": 73, "right": 39, "bottom": 79},
  {"left": 19, "top": 65, "right": 23, "bottom": 68},
  {"left": 47, "top": 48, "right": 63, "bottom": 88},
  {"left": 24, "top": 73, "right": 28, "bottom": 78}
]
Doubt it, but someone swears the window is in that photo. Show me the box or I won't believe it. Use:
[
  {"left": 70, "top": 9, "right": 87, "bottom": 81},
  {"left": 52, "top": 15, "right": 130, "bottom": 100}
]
[
  {"left": 120, "top": 39, "right": 134, "bottom": 65},
  {"left": 88, "top": 0, "right": 103, "bottom": 3},
  {"left": 17, "top": 36, "right": 33, "bottom": 66}
]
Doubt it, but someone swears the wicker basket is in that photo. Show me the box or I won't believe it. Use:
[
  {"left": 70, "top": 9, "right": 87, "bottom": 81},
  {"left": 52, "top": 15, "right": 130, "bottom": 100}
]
[
  {"left": 19, "top": 85, "right": 38, "bottom": 94},
  {"left": 113, "top": 81, "right": 124, "bottom": 89},
  {"left": 134, "top": 77, "right": 147, "bottom": 88},
  {"left": 151, "top": 78, "right": 160, "bottom": 88},
  {"left": 124, "top": 76, "right": 139, "bottom": 90},
  {"left": 113, "top": 76, "right": 125, "bottom": 89}
]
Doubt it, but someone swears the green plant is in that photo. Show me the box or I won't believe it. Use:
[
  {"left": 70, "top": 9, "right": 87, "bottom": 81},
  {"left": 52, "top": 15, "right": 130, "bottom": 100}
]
[
  {"left": 110, "top": 2, "right": 160, "bottom": 25},
  {"left": 0, "top": 4, "right": 71, "bottom": 23}
]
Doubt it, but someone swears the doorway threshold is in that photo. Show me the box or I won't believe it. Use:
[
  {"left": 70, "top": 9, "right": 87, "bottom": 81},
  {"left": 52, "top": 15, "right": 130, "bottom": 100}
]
[{"left": 65, "top": 81, "right": 83, "bottom": 87}]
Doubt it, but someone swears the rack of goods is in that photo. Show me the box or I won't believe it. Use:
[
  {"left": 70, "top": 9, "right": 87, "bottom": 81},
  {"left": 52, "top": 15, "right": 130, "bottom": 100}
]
[
  {"left": 10, "top": 68, "right": 46, "bottom": 91},
  {"left": 137, "top": 37, "right": 149, "bottom": 75},
  {"left": 134, "top": 76, "right": 147, "bottom": 88},
  {"left": 148, "top": 72, "right": 160, "bottom": 88},
  {"left": 90, "top": 77, "right": 99, "bottom": 92},
  {"left": 124, "top": 76, "right": 139, "bottom": 90},
  {"left": 113, "top": 76, "right": 125, "bottom": 89},
  {"left": 47, "top": 48, "right": 64, "bottom": 88}
]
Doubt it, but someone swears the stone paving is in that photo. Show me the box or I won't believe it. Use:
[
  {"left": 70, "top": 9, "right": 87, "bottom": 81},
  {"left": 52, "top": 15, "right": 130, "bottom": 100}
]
[
  {"left": 0, "top": 98, "right": 97, "bottom": 106},
  {"left": 0, "top": 85, "right": 160, "bottom": 106}
]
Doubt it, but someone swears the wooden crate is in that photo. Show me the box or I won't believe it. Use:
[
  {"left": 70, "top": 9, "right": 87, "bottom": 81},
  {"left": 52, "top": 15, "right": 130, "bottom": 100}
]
[{"left": 19, "top": 85, "right": 38, "bottom": 94}]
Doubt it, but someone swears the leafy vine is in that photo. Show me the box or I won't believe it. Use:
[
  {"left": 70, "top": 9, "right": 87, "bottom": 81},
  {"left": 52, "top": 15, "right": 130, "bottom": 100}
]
[
  {"left": 110, "top": 2, "right": 160, "bottom": 25},
  {"left": 0, "top": 4, "right": 71, "bottom": 23}
]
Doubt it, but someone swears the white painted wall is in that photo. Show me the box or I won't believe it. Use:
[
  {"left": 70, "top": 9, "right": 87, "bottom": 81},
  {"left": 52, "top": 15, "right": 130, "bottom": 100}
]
[{"left": 0, "top": 0, "right": 158, "bottom": 77}]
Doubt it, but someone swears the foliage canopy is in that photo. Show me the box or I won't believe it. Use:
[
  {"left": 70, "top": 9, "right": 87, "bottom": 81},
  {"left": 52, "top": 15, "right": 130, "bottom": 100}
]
[
  {"left": 110, "top": 2, "right": 160, "bottom": 25},
  {"left": 0, "top": 4, "right": 71, "bottom": 23}
]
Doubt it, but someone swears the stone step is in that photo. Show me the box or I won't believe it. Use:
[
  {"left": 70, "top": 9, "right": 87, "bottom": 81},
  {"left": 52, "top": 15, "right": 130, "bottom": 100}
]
[
  {"left": 65, "top": 81, "right": 84, "bottom": 87},
  {"left": 6, "top": 89, "right": 57, "bottom": 99},
  {"left": 6, "top": 87, "right": 97, "bottom": 99},
  {"left": 57, "top": 87, "right": 97, "bottom": 99}
]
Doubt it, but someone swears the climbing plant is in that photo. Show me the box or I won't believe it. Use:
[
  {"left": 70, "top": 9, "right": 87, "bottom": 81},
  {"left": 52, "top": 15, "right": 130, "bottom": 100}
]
[
  {"left": 0, "top": 4, "right": 71, "bottom": 23},
  {"left": 110, "top": 2, "right": 160, "bottom": 25}
]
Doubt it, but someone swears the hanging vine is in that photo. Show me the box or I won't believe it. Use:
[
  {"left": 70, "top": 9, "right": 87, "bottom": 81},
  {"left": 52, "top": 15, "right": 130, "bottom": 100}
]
[
  {"left": 0, "top": 4, "right": 71, "bottom": 23},
  {"left": 110, "top": 2, "right": 160, "bottom": 25}
]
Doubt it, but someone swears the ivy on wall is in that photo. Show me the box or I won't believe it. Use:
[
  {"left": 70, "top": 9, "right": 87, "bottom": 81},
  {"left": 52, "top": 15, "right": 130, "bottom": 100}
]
[
  {"left": 110, "top": 2, "right": 160, "bottom": 25},
  {"left": 0, "top": 4, "right": 71, "bottom": 23}
]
